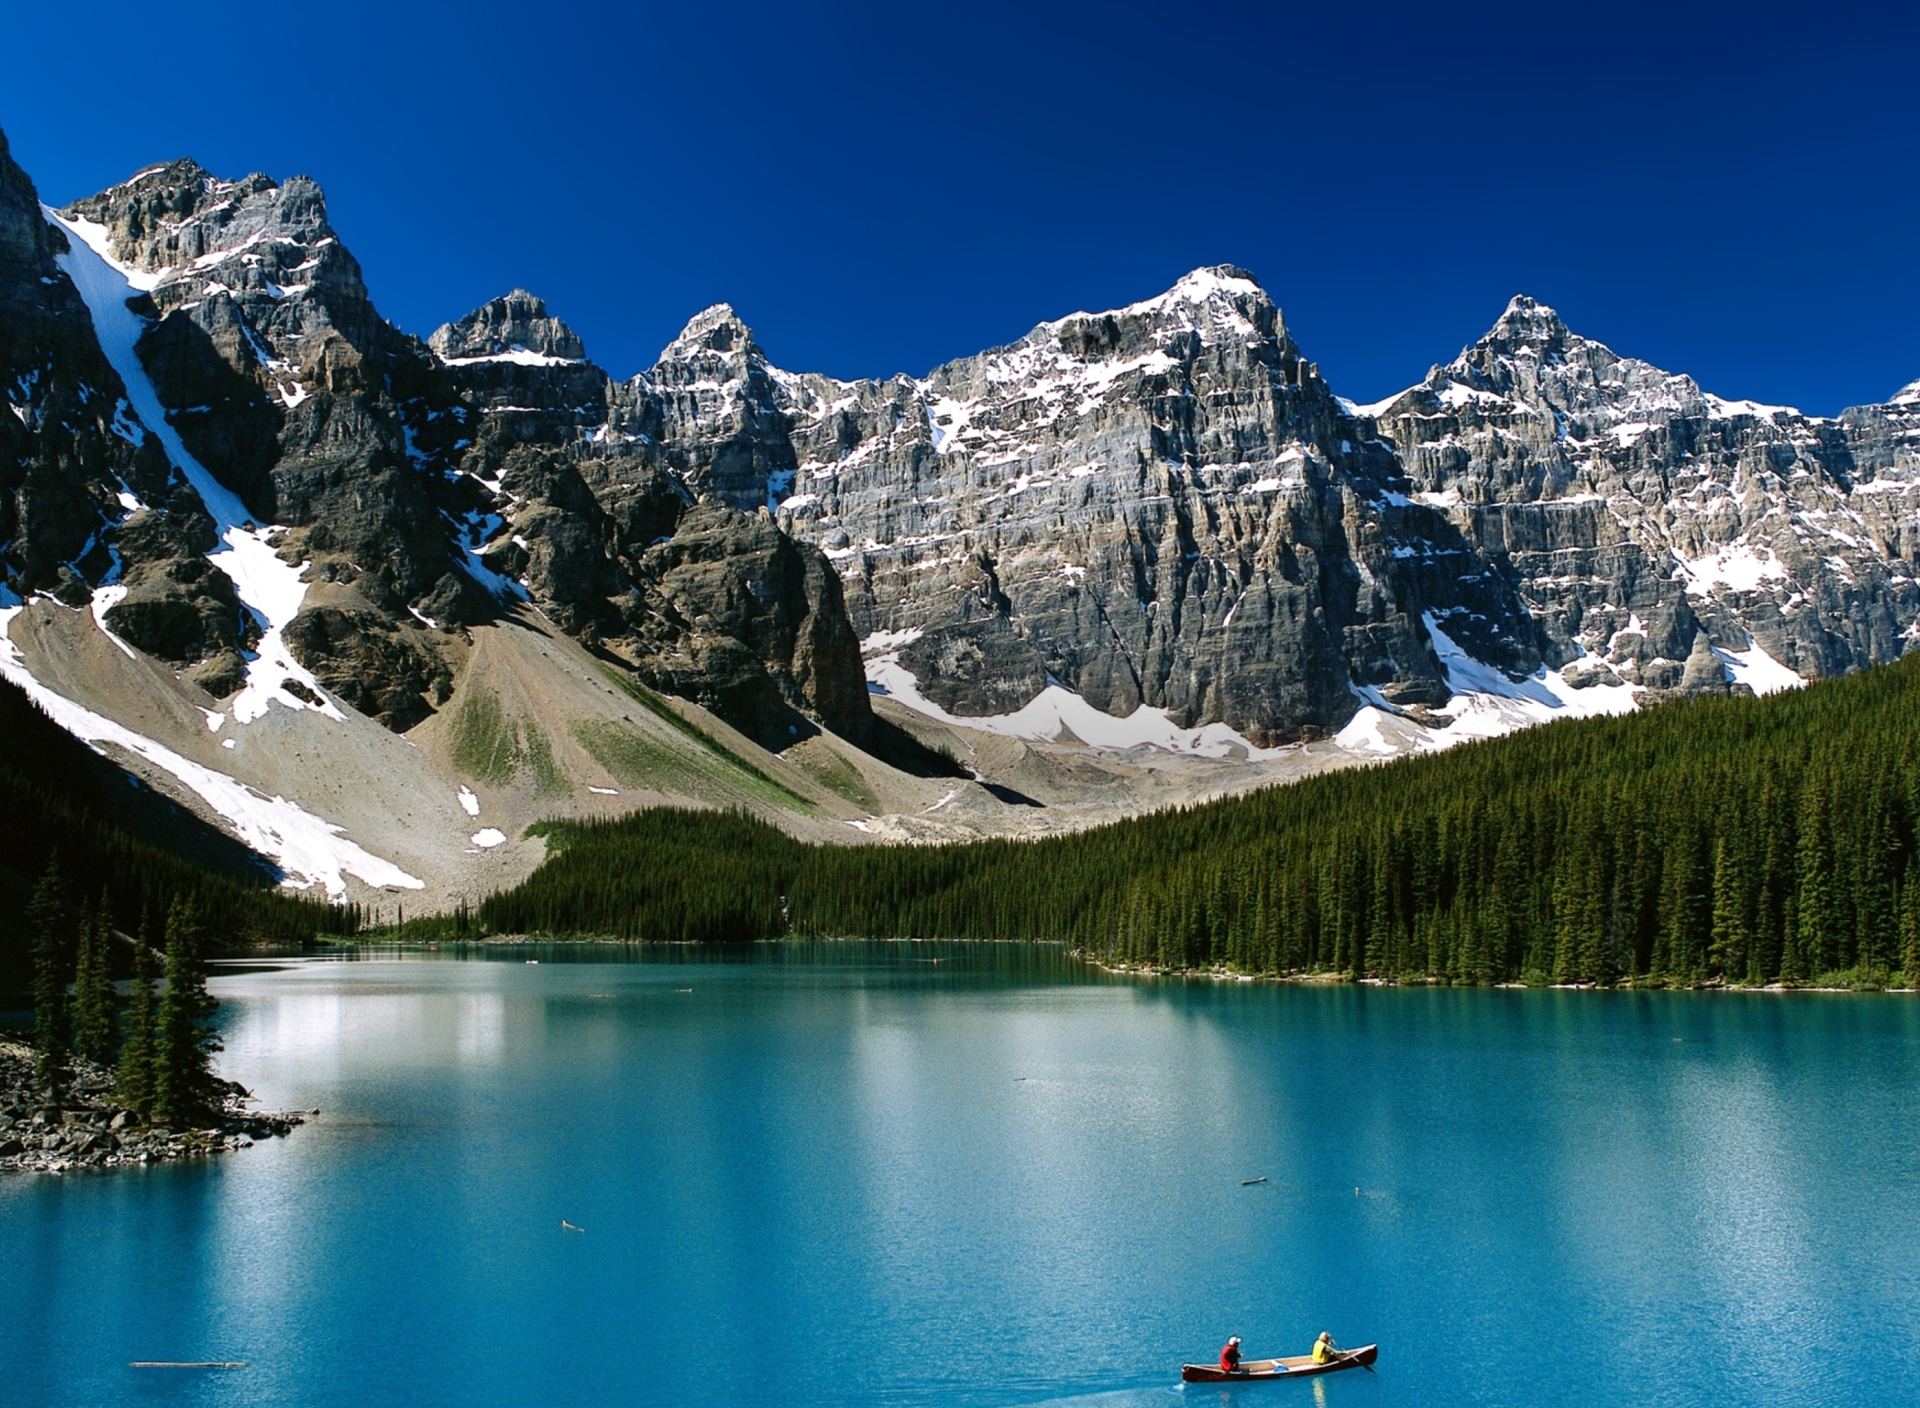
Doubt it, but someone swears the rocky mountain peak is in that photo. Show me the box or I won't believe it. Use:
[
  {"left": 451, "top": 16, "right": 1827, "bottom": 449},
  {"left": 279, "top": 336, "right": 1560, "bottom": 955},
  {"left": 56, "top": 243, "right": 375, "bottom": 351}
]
[
  {"left": 429, "top": 289, "right": 586, "bottom": 363},
  {"left": 1451, "top": 291, "right": 1574, "bottom": 378},
  {"left": 660, "top": 303, "right": 758, "bottom": 362},
  {"left": 1429, "top": 295, "right": 1705, "bottom": 425},
  {"left": 1893, "top": 376, "right": 1920, "bottom": 406},
  {"left": 0, "top": 127, "right": 56, "bottom": 260},
  {"left": 62, "top": 161, "right": 332, "bottom": 288},
  {"left": 1047, "top": 264, "right": 1284, "bottom": 355}
]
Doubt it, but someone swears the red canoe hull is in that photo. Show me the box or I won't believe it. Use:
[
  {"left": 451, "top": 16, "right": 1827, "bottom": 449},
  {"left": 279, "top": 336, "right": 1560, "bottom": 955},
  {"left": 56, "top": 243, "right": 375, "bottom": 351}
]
[{"left": 1180, "top": 1343, "right": 1378, "bottom": 1382}]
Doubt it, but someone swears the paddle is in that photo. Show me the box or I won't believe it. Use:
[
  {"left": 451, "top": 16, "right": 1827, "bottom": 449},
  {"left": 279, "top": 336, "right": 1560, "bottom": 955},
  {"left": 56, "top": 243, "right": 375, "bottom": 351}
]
[{"left": 1330, "top": 1347, "right": 1373, "bottom": 1374}]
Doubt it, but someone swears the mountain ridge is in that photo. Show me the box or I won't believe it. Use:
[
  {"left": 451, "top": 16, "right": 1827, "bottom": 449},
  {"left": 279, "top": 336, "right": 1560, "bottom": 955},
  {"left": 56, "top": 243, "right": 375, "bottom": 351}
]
[{"left": 4, "top": 132, "right": 1918, "bottom": 908}]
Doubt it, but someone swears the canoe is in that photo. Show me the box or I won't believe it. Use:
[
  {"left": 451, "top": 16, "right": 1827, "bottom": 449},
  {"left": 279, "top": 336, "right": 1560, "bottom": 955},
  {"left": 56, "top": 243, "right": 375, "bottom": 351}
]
[{"left": 1180, "top": 1343, "right": 1378, "bottom": 1383}]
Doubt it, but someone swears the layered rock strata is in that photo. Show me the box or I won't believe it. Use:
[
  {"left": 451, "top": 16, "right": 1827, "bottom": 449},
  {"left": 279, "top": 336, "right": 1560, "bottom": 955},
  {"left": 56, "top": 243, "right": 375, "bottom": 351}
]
[{"left": 12, "top": 130, "right": 1920, "bottom": 756}]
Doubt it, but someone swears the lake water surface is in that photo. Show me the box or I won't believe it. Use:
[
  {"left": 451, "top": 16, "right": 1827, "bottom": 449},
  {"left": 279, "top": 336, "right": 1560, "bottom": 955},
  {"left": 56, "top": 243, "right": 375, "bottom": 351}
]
[{"left": 4, "top": 944, "right": 1919, "bottom": 1408}]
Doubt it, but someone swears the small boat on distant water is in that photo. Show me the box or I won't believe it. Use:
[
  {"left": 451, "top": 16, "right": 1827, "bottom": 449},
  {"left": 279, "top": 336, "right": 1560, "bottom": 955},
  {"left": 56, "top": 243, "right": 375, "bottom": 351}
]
[{"left": 1180, "top": 1343, "right": 1378, "bottom": 1382}]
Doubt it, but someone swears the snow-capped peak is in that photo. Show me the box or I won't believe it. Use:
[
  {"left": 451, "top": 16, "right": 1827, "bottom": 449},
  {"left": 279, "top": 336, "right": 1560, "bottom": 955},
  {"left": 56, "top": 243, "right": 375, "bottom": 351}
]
[
  {"left": 1045, "top": 264, "right": 1277, "bottom": 348},
  {"left": 1891, "top": 376, "right": 1920, "bottom": 406}
]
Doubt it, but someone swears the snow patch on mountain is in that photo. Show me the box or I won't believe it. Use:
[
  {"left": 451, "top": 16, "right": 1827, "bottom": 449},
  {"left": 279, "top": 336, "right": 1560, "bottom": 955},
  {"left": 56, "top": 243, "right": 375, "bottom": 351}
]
[
  {"left": 438, "top": 347, "right": 582, "bottom": 368},
  {"left": 863, "top": 647, "right": 1292, "bottom": 760},
  {"left": 1673, "top": 543, "right": 1790, "bottom": 597},
  {"left": 1338, "top": 617, "right": 1644, "bottom": 760},
  {"left": 1713, "top": 637, "right": 1803, "bottom": 695},
  {"left": 0, "top": 606, "right": 421, "bottom": 898}
]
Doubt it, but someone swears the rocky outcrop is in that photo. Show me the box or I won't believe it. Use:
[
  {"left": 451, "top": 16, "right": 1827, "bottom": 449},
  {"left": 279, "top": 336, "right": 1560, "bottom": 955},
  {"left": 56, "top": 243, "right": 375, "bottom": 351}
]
[
  {"left": 428, "top": 303, "right": 877, "bottom": 749},
  {"left": 0, "top": 132, "right": 252, "bottom": 688},
  {"left": 429, "top": 288, "right": 586, "bottom": 362},
  {"left": 281, "top": 605, "right": 453, "bottom": 731},
  {"left": 622, "top": 502, "right": 871, "bottom": 747},
  {"left": 0, "top": 1041, "right": 303, "bottom": 1176}
]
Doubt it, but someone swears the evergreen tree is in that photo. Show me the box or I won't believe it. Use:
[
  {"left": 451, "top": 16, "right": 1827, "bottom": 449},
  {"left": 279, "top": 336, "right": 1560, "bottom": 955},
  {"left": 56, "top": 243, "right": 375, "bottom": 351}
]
[
  {"left": 27, "top": 854, "right": 70, "bottom": 1103},
  {"left": 72, "top": 891, "right": 118, "bottom": 1066},
  {"left": 154, "top": 898, "right": 221, "bottom": 1127},
  {"left": 1796, "top": 780, "right": 1836, "bottom": 977},
  {"left": 116, "top": 918, "right": 159, "bottom": 1116},
  {"left": 1661, "top": 832, "right": 1710, "bottom": 984},
  {"left": 1709, "top": 835, "right": 1750, "bottom": 984}
]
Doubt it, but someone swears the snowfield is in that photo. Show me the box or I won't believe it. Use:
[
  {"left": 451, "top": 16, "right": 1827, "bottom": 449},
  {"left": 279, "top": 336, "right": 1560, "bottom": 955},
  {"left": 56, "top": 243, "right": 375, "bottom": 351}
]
[
  {"left": 0, "top": 605, "right": 421, "bottom": 897},
  {"left": 869, "top": 609, "right": 1806, "bottom": 767}
]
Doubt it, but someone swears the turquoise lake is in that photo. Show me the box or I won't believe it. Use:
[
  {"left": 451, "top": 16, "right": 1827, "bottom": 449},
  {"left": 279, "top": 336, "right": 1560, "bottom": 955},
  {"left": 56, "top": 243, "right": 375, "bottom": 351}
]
[{"left": 4, "top": 944, "right": 1919, "bottom": 1407}]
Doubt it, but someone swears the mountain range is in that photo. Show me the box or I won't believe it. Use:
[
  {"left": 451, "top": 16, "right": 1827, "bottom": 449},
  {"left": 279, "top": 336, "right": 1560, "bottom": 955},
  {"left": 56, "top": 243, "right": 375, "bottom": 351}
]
[{"left": 4, "top": 127, "right": 1917, "bottom": 909}]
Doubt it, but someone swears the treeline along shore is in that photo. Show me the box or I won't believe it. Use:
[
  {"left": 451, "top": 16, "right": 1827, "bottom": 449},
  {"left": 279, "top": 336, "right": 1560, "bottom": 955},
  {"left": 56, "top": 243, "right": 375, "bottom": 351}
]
[
  {"left": 0, "top": 676, "right": 335, "bottom": 1174},
  {"left": 478, "top": 656, "right": 1920, "bottom": 990},
  {"left": 0, "top": 675, "right": 353, "bottom": 997}
]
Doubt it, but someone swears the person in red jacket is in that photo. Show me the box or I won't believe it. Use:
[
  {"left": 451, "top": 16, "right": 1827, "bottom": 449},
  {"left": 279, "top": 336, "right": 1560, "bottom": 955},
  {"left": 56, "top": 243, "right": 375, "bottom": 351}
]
[{"left": 1219, "top": 1336, "right": 1244, "bottom": 1373}]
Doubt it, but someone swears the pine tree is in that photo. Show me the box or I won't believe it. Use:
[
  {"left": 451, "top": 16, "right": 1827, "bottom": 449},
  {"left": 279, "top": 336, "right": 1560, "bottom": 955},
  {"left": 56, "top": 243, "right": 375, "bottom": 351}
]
[
  {"left": 27, "top": 854, "right": 70, "bottom": 1103},
  {"left": 1796, "top": 780, "right": 1836, "bottom": 978},
  {"left": 1898, "top": 870, "right": 1920, "bottom": 986},
  {"left": 1660, "top": 832, "right": 1709, "bottom": 984},
  {"left": 154, "top": 897, "right": 221, "bottom": 1127},
  {"left": 1710, "top": 835, "right": 1750, "bottom": 984},
  {"left": 116, "top": 918, "right": 159, "bottom": 1116},
  {"left": 1854, "top": 778, "right": 1899, "bottom": 977},
  {"left": 72, "top": 891, "right": 118, "bottom": 1066}
]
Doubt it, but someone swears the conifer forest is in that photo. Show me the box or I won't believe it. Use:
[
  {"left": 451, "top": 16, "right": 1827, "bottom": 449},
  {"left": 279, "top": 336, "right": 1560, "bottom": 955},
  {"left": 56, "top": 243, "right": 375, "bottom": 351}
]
[{"left": 482, "top": 657, "right": 1920, "bottom": 988}]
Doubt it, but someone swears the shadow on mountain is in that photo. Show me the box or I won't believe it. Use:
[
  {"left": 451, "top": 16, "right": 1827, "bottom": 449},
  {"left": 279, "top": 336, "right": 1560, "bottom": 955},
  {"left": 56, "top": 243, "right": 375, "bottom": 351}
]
[
  {"left": 977, "top": 780, "right": 1044, "bottom": 808},
  {"left": 860, "top": 716, "right": 970, "bottom": 779}
]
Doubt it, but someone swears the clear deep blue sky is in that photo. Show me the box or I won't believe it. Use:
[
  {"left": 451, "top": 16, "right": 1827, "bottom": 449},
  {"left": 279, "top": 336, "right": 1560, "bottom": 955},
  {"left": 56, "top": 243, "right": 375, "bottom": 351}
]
[{"left": 6, "top": 0, "right": 1915, "bottom": 412}]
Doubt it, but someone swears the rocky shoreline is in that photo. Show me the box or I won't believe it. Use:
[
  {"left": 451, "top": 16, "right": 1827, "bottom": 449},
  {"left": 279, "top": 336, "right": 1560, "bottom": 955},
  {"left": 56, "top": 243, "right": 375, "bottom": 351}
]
[
  {"left": 1073, "top": 954, "right": 1917, "bottom": 992},
  {"left": 0, "top": 1040, "right": 308, "bottom": 1176}
]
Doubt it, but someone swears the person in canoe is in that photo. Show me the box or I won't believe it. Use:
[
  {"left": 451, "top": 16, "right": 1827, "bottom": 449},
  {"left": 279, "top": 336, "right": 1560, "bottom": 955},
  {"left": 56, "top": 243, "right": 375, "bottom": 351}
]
[
  {"left": 1219, "top": 1336, "right": 1244, "bottom": 1374},
  {"left": 1312, "top": 1331, "right": 1341, "bottom": 1364}
]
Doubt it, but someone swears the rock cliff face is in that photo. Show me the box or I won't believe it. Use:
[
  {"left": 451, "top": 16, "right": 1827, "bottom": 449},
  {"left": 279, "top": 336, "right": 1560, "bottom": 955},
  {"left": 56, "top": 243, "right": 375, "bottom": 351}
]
[
  {"left": 0, "top": 135, "right": 252, "bottom": 694},
  {"left": 603, "top": 274, "right": 1920, "bottom": 740},
  {"left": 10, "top": 130, "right": 1920, "bottom": 759},
  {"left": 735, "top": 271, "right": 1543, "bottom": 741},
  {"left": 57, "top": 159, "right": 479, "bottom": 725},
  {"left": 426, "top": 295, "right": 873, "bottom": 749},
  {"left": 9, "top": 147, "right": 874, "bottom": 746},
  {"left": 1357, "top": 295, "right": 1920, "bottom": 692}
]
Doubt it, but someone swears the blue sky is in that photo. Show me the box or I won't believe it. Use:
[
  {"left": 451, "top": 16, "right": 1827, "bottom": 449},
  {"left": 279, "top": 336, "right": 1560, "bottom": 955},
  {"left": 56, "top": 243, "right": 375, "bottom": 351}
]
[{"left": 6, "top": 0, "right": 1914, "bottom": 412}]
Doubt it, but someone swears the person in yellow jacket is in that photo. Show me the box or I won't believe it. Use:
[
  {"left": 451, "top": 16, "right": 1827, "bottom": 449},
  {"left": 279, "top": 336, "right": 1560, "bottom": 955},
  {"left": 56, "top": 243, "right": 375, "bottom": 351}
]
[{"left": 1312, "top": 1332, "right": 1340, "bottom": 1364}]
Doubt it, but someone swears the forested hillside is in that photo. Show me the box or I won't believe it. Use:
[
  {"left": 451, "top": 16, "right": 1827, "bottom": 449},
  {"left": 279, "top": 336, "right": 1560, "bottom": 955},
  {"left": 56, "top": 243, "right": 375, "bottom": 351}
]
[
  {"left": 484, "top": 657, "right": 1920, "bottom": 987},
  {"left": 0, "top": 679, "right": 351, "bottom": 992}
]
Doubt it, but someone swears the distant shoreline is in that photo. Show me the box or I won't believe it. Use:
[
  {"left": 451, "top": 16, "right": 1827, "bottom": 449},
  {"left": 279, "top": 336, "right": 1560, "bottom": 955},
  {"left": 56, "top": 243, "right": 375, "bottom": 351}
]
[{"left": 292, "top": 935, "right": 1917, "bottom": 992}]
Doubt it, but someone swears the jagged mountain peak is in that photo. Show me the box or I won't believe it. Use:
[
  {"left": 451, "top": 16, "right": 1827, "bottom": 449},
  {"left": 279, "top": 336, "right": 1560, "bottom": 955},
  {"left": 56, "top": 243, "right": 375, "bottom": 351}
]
[
  {"left": 1892, "top": 376, "right": 1920, "bottom": 406},
  {"left": 119, "top": 156, "right": 218, "bottom": 192},
  {"left": 1044, "top": 264, "right": 1283, "bottom": 353},
  {"left": 429, "top": 289, "right": 586, "bottom": 364},
  {"left": 1419, "top": 294, "right": 1717, "bottom": 426},
  {"left": 1447, "top": 293, "right": 1579, "bottom": 378},
  {"left": 659, "top": 302, "right": 759, "bottom": 363},
  {"left": 61, "top": 156, "right": 338, "bottom": 289}
]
